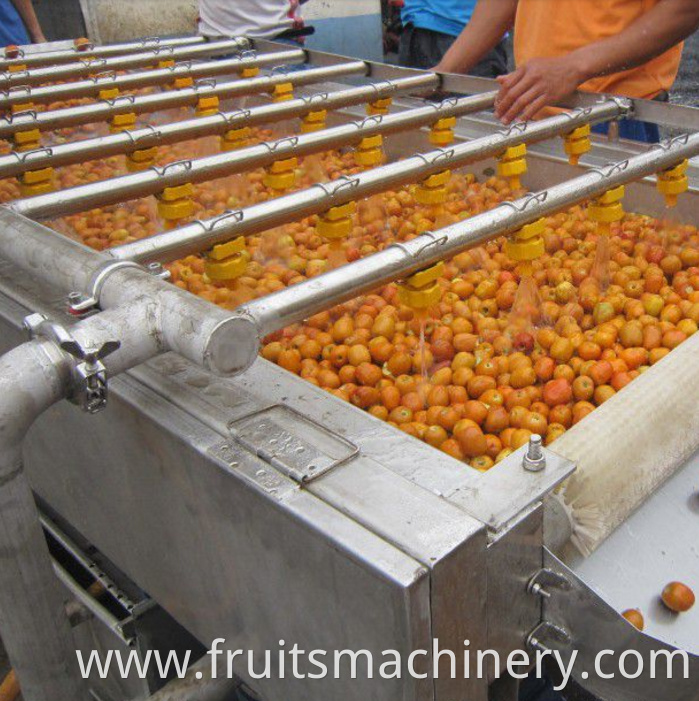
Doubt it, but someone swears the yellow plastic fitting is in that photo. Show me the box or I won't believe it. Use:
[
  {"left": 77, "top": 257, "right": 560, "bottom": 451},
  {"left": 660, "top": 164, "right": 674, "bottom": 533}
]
[
  {"left": 301, "top": 109, "right": 328, "bottom": 134},
  {"left": 497, "top": 143, "right": 527, "bottom": 190},
  {"left": 205, "top": 236, "right": 248, "bottom": 281},
  {"left": 505, "top": 218, "right": 546, "bottom": 264},
  {"left": 429, "top": 116, "right": 457, "bottom": 146},
  {"left": 657, "top": 160, "right": 688, "bottom": 208},
  {"left": 588, "top": 185, "right": 625, "bottom": 225},
  {"left": 17, "top": 166, "right": 54, "bottom": 197},
  {"left": 317, "top": 201, "right": 356, "bottom": 240},
  {"left": 196, "top": 95, "right": 220, "bottom": 117},
  {"left": 367, "top": 96, "right": 392, "bottom": 116},
  {"left": 12, "top": 128, "right": 41, "bottom": 152},
  {"left": 157, "top": 182, "right": 195, "bottom": 224},
  {"left": 221, "top": 126, "right": 252, "bottom": 151},
  {"left": 354, "top": 134, "right": 384, "bottom": 168},
  {"left": 109, "top": 112, "right": 137, "bottom": 134},
  {"left": 270, "top": 82, "right": 294, "bottom": 103},
  {"left": 126, "top": 146, "right": 158, "bottom": 172},
  {"left": 158, "top": 58, "right": 175, "bottom": 69},
  {"left": 564, "top": 124, "right": 591, "bottom": 166},
  {"left": 396, "top": 261, "right": 445, "bottom": 310},
  {"left": 240, "top": 66, "right": 260, "bottom": 79},
  {"left": 8, "top": 63, "right": 26, "bottom": 73},
  {"left": 263, "top": 156, "right": 298, "bottom": 191},
  {"left": 10, "top": 102, "right": 33, "bottom": 114},
  {"left": 98, "top": 86, "right": 120, "bottom": 101},
  {"left": 173, "top": 76, "right": 194, "bottom": 89},
  {"left": 413, "top": 170, "right": 451, "bottom": 206}
]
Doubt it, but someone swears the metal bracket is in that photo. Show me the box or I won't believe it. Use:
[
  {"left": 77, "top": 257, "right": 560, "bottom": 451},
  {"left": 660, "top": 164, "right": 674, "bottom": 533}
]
[
  {"left": 23, "top": 312, "right": 120, "bottom": 414},
  {"left": 526, "top": 621, "right": 571, "bottom": 653},
  {"left": 229, "top": 404, "right": 359, "bottom": 484}
]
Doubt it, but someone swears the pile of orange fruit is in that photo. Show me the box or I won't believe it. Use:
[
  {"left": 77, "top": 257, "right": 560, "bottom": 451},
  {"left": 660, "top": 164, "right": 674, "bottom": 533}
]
[{"left": 1, "top": 119, "right": 698, "bottom": 471}]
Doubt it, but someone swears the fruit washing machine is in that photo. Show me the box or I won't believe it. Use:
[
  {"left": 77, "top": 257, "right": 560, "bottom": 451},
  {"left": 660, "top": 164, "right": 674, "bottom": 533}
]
[{"left": 0, "top": 36, "right": 698, "bottom": 701}]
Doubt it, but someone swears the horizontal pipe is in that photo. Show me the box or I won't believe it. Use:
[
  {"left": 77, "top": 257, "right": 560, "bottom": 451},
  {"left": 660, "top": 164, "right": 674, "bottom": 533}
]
[
  {"left": 0, "top": 61, "right": 369, "bottom": 139},
  {"left": 0, "top": 38, "right": 250, "bottom": 89},
  {"left": 0, "top": 208, "right": 256, "bottom": 374},
  {"left": 0, "top": 49, "right": 307, "bottom": 110},
  {"left": 12, "top": 85, "right": 477, "bottom": 218},
  {"left": 235, "top": 131, "right": 699, "bottom": 346},
  {"left": 0, "top": 36, "right": 205, "bottom": 71},
  {"left": 109, "top": 99, "right": 627, "bottom": 265}
]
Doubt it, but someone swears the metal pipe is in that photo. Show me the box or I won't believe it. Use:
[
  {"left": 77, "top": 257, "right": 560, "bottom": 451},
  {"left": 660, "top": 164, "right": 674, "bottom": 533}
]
[
  {"left": 234, "top": 131, "right": 699, "bottom": 347},
  {"left": 108, "top": 99, "right": 627, "bottom": 265},
  {"left": 0, "top": 36, "right": 206, "bottom": 71},
  {"left": 0, "top": 337, "right": 90, "bottom": 701},
  {"left": 0, "top": 209, "right": 257, "bottom": 374},
  {"left": 0, "top": 38, "right": 251, "bottom": 89},
  {"left": 0, "top": 49, "right": 307, "bottom": 111},
  {"left": 12, "top": 88, "right": 483, "bottom": 218},
  {"left": 0, "top": 61, "right": 369, "bottom": 139}
]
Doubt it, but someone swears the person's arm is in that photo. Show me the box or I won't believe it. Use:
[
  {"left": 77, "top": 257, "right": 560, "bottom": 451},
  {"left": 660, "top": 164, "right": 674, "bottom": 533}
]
[
  {"left": 434, "top": 0, "right": 517, "bottom": 74},
  {"left": 496, "top": 0, "right": 699, "bottom": 124},
  {"left": 10, "top": 0, "right": 46, "bottom": 44}
]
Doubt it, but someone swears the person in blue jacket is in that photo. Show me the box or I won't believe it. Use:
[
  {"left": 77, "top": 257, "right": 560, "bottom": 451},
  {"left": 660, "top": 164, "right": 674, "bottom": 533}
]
[
  {"left": 399, "top": 0, "right": 507, "bottom": 77},
  {"left": 0, "top": 0, "right": 46, "bottom": 47}
]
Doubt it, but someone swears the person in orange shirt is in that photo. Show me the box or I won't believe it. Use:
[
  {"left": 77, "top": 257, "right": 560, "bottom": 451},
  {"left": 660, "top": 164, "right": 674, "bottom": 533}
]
[{"left": 435, "top": 0, "right": 699, "bottom": 142}]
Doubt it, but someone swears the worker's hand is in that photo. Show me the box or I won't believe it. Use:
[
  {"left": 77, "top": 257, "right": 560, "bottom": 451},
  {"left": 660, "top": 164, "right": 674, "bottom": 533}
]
[{"left": 494, "top": 56, "right": 584, "bottom": 124}]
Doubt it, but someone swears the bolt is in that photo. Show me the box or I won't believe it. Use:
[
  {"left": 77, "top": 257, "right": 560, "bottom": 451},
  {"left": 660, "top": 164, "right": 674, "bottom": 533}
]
[{"left": 522, "top": 434, "right": 546, "bottom": 472}]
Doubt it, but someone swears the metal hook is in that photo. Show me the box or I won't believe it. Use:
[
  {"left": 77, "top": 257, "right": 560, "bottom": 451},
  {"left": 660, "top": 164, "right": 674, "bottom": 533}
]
[
  {"left": 312, "top": 176, "right": 361, "bottom": 199},
  {"left": 500, "top": 190, "right": 549, "bottom": 214},
  {"left": 152, "top": 159, "right": 193, "bottom": 176},
  {"left": 222, "top": 108, "right": 252, "bottom": 125},
  {"left": 194, "top": 209, "right": 245, "bottom": 232}
]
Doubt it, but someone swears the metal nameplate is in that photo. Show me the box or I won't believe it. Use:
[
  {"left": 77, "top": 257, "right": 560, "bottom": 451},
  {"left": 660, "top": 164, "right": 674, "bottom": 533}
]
[{"left": 228, "top": 404, "right": 359, "bottom": 484}]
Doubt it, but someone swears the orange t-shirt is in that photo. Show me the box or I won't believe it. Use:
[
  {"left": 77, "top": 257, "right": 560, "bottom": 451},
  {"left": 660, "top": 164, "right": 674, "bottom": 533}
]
[{"left": 514, "top": 0, "right": 683, "bottom": 99}]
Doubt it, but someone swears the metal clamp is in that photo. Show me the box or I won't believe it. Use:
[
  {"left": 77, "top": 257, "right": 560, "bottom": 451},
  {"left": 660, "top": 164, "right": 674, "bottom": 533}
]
[
  {"left": 69, "top": 260, "right": 149, "bottom": 314},
  {"left": 500, "top": 190, "right": 549, "bottom": 214},
  {"left": 193, "top": 208, "right": 245, "bottom": 232},
  {"left": 301, "top": 92, "right": 330, "bottom": 107},
  {"left": 152, "top": 159, "right": 193, "bottom": 177},
  {"left": 312, "top": 176, "right": 361, "bottom": 200},
  {"left": 23, "top": 312, "right": 120, "bottom": 414}
]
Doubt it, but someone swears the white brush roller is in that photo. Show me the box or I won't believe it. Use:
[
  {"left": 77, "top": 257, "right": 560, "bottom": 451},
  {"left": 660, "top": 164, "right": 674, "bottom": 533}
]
[{"left": 545, "top": 329, "right": 699, "bottom": 559}]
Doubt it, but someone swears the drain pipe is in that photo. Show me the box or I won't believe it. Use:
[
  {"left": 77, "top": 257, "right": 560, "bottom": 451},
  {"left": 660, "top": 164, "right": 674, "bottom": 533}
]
[{"left": 0, "top": 214, "right": 256, "bottom": 699}]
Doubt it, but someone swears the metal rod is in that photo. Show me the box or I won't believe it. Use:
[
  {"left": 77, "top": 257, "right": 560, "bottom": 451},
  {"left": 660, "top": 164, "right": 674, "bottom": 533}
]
[
  {"left": 12, "top": 85, "right": 475, "bottom": 218},
  {"left": 0, "top": 49, "right": 307, "bottom": 110},
  {"left": 0, "top": 38, "right": 251, "bottom": 89},
  {"left": 235, "top": 132, "right": 699, "bottom": 346},
  {"left": 0, "top": 36, "right": 206, "bottom": 71},
  {"left": 107, "top": 99, "right": 627, "bottom": 265},
  {"left": 0, "top": 61, "right": 369, "bottom": 139}
]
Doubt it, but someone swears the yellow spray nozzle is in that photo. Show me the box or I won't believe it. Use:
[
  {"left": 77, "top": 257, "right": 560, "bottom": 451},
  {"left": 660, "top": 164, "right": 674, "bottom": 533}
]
[
  {"left": 657, "top": 159, "right": 688, "bottom": 208},
  {"left": 221, "top": 126, "right": 252, "bottom": 151},
  {"left": 98, "top": 87, "right": 120, "bottom": 101},
  {"left": 367, "top": 96, "right": 393, "bottom": 116},
  {"left": 429, "top": 116, "right": 457, "bottom": 146},
  {"left": 157, "top": 182, "right": 195, "bottom": 223},
  {"left": 564, "top": 124, "right": 591, "bottom": 166},
  {"left": 271, "top": 82, "right": 294, "bottom": 102},
  {"left": 126, "top": 146, "right": 158, "bottom": 172},
  {"left": 396, "top": 261, "right": 445, "bottom": 310},
  {"left": 158, "top": 59, "right": 176, "bottom": 70},
  {"left": 196, "top": 95, "right": 220, "bottom": 116},
  {"left": 109, "top": 111, "right": 137, "bottom": 134},
  {"left": 301, "top": 109, "right": 328, "bottom": 133},
  {"left": 205, "top": 236, "right": 248, "bottom": 281},
  {"left": 354, "top": 134, "right": 384, "bottom": 167},
  {"left": 497, "top": 143, "right": 528, "bottom": 190},
  {"left": 263, "top": 157, "right": 298, "bottom": 191},
  {"left": 12, "top": 128, "right": 41, "bottom": 152},
  {"left": 240, "top": 66, "right": 260, "bottom": 79},
  {"left": 317, "top": 201, "right": 356, "bottom": 241},
  {"left": 413, "top": 169, "right": 451, "bottom": 206},
  {"left": 505, "top": 218, "right": 546, "bottom": 263},
  {"left": 18, "top": 166, "right": 54, "bottom": 197},
  {"left": 588, "top": 185, "right": 625, "bottom": 225}
]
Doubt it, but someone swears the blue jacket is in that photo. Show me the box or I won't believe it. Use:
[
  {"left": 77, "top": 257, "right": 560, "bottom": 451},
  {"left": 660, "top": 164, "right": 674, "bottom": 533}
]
[
  {"left": 401, "top": 0, "right": 477, "bottom": 38},
  {"left": 0, "top": 0, "right": 30, "bottom": 46}
]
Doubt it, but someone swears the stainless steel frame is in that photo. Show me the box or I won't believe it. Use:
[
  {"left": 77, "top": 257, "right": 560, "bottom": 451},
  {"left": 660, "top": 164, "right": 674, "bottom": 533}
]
[{"left": 0, "top": 38, "right": 697, "bottom": 701}]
